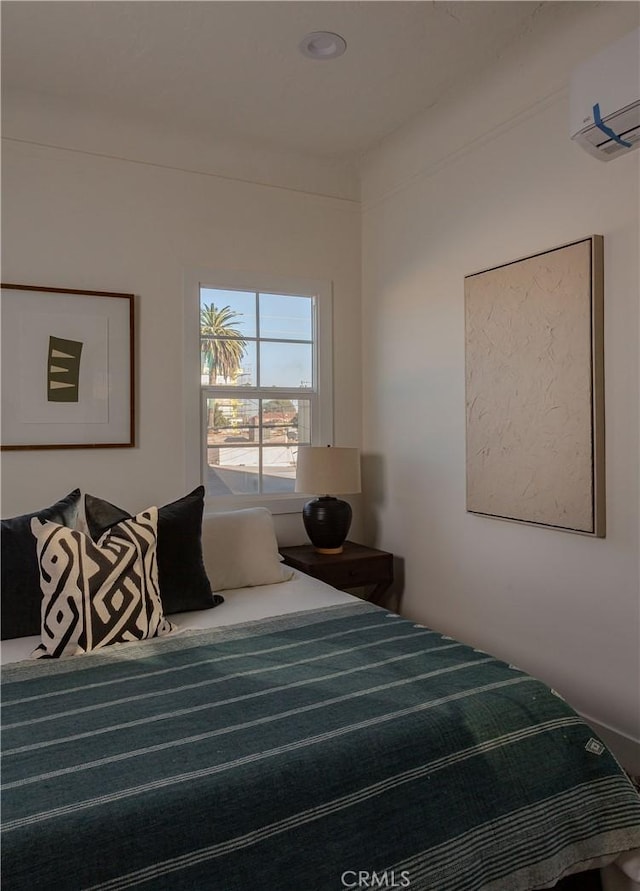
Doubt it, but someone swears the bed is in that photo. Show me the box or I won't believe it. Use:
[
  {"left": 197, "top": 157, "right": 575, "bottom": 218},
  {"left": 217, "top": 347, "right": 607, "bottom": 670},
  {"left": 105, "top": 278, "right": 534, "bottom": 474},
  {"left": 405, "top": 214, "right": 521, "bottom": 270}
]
[{"left": 2, "top": 493, "right": 640, "bottom": 890}]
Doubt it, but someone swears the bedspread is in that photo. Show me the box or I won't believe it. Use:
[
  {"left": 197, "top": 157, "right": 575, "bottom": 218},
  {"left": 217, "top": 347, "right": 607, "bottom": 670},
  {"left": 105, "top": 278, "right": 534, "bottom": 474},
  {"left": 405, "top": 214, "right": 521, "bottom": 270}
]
[{"left": 2, "top": 603, "right": 640, "bottom": 890}]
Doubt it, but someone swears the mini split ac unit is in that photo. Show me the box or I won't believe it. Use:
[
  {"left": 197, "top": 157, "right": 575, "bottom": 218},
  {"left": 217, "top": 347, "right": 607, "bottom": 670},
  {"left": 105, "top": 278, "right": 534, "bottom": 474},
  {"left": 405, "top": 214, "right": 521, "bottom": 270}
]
[{"left": 569, "top": 27, "right": 640, "bottom": 161}]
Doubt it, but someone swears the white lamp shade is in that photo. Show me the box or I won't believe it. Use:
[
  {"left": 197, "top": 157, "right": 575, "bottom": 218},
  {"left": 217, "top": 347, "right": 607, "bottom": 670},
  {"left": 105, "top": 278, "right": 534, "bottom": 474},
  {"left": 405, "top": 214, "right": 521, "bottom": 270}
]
[{"left": 295, "top": 447, "right": 361, "bottom": 495}]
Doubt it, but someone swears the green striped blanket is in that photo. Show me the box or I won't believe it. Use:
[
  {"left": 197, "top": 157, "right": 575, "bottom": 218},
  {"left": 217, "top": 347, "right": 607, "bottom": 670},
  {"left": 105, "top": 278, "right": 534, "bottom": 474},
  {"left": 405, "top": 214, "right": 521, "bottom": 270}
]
[{"left": 2, "top": 603, "right": 639, "bottom": 890}]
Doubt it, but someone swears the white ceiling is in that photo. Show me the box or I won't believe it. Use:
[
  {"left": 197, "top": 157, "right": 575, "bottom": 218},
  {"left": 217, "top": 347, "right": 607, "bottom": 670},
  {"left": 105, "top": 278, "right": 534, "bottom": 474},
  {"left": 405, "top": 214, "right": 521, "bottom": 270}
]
[{"left": 1, "top": 1, "right": 592, "bottom": 160}]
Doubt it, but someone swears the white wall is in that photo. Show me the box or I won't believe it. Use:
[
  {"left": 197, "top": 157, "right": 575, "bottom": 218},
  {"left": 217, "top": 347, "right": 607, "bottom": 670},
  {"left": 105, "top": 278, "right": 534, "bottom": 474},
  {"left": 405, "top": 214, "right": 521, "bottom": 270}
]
[
  {"left": 361, "top": 5, "right": 640, "bottom": 756},
  {"left": 2, "top": 3, "right": 638, "bottom": 760},
  {"left": 1, "top": 117, "right": 362, "bottom": 544},
  {"left": 2, "top": 89, "right": 359, "bottom": 202}
]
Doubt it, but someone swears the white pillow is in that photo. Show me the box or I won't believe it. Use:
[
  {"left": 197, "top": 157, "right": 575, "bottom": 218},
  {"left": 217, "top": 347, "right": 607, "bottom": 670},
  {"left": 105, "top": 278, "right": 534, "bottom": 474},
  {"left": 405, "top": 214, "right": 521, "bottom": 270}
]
[{"left": 201, "top": 507, "right": 294, "bottom": 592}]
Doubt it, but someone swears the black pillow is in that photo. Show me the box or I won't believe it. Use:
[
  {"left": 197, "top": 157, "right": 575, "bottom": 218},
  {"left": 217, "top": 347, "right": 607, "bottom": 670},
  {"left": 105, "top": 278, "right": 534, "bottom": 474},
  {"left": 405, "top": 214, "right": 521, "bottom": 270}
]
[
  {"left": 1, "top": 489, "right": 81, "bottom": 640},
  {"left": 85, "top": 486, "right": 221, "bottom": 615}
]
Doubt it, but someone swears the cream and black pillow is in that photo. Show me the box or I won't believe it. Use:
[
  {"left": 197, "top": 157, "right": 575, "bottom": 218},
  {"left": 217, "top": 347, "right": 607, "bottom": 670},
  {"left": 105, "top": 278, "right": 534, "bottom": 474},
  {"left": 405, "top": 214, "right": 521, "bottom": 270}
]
[{"left": 31, "top": 507, "right": 175, "bottom": 658}]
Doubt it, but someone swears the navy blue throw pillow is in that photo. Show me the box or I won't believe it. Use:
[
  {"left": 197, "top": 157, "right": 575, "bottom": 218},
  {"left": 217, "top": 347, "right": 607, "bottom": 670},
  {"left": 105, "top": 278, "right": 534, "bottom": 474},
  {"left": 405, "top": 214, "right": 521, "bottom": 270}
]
[
  {"left": 1, "top": 489, "right": 81, "bottom": 640},
  {"left": 85, "top": 487, "right": 221, "bottom": 616}
]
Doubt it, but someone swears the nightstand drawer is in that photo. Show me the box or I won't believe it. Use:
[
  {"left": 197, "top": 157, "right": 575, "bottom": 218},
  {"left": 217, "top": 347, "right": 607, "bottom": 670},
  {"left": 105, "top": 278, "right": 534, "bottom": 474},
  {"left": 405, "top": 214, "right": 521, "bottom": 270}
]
[
  {"left": 313, "top": 555, "right": 393, "bottom": 589},
  {"left": 279, "top": 541, "right": 395, "bottom": 608}
]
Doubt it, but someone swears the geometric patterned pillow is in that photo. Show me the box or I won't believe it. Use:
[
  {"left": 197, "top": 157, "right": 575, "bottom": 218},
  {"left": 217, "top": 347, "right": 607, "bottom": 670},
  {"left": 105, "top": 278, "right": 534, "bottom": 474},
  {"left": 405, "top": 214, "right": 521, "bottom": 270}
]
[
  {"left": 30, "top": 507, "right": 175, "bottom": 659},
  {"left": 84, "top": 487, "right": 220, "bottom": 615}
]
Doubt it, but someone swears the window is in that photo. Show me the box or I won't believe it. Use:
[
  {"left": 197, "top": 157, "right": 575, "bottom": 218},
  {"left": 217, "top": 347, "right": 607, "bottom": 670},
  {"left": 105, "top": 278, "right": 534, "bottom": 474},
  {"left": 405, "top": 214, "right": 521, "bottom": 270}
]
[{"left": 184, "top": 270, "right": 333, "bottom": 510}]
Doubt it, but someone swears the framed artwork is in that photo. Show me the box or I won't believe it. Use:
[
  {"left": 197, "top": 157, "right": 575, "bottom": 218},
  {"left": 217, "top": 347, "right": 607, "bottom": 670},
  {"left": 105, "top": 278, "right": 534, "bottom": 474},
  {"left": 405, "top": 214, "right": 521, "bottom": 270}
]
[
  {"left": 464, "top": 236, "right": 604, "bottom": 536},
  {"left": 1, "top": 284, "right": 135, "bottom": 449}
]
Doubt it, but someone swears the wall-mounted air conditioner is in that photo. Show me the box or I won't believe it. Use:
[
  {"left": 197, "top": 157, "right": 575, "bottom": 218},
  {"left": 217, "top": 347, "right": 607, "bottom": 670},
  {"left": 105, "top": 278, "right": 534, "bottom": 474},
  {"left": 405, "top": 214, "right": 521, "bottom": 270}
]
[{"left": 569, "top": 27, "right": 640, "bottom": 161}]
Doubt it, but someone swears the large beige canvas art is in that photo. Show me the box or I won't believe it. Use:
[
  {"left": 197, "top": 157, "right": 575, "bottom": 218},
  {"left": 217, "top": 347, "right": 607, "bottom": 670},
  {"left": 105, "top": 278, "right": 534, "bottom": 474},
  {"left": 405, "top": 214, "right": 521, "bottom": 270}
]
[{"left": 465, "top": 236, "right": 604, "bottom": 536}]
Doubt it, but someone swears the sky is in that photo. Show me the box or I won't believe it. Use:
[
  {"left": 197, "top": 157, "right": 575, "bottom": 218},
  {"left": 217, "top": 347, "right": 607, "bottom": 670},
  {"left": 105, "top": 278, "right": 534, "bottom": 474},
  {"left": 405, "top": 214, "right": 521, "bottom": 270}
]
[{"left": 200, "top": 287, "right": 313, "bottom": 388}]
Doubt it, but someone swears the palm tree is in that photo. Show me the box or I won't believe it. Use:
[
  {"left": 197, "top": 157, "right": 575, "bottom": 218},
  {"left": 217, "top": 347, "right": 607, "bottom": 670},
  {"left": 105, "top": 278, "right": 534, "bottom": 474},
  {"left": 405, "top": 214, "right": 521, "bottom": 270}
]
[{"left": 200, "top": 304, "right": 247, "bottom": 384}]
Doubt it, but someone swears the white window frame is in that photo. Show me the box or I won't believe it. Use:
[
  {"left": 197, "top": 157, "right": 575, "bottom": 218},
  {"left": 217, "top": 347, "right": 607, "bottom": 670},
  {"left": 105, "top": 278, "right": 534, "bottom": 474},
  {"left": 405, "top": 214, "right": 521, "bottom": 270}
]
[{"left": 184, "top": 267, "right": 333, "bottom": 514}]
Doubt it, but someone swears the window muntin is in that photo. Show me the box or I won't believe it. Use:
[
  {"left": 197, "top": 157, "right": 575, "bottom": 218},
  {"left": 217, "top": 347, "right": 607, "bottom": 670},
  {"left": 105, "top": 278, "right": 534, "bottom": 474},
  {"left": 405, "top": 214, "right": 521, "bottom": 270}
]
[
  {"left": 199, "top": 287, "right": 317, "bottom": 497},
  {"left": 185, "top": 269, "right": 332, "bottom": 512}
]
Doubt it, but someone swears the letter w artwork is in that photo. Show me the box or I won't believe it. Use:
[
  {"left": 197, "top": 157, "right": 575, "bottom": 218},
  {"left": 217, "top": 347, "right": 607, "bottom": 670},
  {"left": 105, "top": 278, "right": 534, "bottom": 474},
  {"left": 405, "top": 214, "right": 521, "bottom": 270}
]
[{"left": 47, "top": 336, "right": 83, "bottom": 402}]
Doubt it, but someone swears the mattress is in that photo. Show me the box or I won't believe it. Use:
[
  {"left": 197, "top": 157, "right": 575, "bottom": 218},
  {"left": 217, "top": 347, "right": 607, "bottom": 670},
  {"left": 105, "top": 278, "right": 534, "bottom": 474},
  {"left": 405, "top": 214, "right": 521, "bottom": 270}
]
[{"left": 0, "top": 569, "right": 356, "bottom": 665}]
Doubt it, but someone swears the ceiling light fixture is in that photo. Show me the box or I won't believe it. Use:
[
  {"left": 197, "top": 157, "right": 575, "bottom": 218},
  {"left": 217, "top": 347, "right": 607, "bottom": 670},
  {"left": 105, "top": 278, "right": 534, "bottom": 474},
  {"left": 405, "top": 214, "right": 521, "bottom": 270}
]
[{"left": 299, "top": 31, "right": 347, "bottom": 61}]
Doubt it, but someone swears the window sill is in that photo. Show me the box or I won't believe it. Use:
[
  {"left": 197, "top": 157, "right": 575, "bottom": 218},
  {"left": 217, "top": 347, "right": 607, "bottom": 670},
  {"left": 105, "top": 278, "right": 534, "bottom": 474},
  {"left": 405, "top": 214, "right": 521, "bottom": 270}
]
[{"left": 204, "top": 493, "right": 309, "bottom": 516}]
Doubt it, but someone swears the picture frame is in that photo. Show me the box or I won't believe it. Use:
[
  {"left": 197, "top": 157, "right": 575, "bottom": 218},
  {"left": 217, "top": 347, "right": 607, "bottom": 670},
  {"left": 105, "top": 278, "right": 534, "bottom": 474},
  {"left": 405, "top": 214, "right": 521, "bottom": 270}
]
[
  {"left": 464, "top": 236, "right": 604, "bottom": 537},
  {"left": 1, "top": 284, "right": 135, "bottom": 450}
]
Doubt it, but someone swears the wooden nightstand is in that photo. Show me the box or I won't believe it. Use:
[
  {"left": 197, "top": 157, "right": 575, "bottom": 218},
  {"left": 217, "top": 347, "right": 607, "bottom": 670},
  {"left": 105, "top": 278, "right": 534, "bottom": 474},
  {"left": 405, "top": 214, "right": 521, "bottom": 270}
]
[{"left": 279, "top": 541, "right": 394, "bottom": 608}]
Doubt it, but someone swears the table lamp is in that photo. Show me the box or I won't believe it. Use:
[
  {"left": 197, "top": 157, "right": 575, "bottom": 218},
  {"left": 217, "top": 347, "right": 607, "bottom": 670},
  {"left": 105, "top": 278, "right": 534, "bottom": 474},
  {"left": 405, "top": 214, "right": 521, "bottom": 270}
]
[{"left": 295, "top": 446, "right": 361, "bottom": 553}]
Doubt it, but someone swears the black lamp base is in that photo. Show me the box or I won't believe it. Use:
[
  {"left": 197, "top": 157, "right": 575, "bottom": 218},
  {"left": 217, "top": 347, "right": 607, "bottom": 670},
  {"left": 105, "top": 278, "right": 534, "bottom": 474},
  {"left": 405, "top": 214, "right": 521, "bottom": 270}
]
[{"left": 302, "top": 496, "right": 352, "bottom": 554}]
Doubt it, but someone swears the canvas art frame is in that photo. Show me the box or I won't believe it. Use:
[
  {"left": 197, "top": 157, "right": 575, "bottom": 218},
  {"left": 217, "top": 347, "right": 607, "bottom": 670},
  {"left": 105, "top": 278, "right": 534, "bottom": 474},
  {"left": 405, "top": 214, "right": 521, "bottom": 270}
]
[
  {"left": 1, "top": 284, "right": 135, "bottom": 450},
  {"left": 464, "top": 236, "right": 604, "bottom": 537}
]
